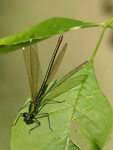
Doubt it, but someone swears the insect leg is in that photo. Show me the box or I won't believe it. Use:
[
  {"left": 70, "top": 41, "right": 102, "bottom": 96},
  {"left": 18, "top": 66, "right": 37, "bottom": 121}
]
[
  {"left": 44, "top": 99, "right": 65, "bottom": 104},
  {"left": 29, "top": 119, "right": 40, "bottom": 134},
  {"left": 19, "top": 101, "right": 31, "bottom": 112},
  {"left": 36, "top": 113, "right": 53, "bottom": 131},
  {"left": 38, "top": 99, "right": 65, "bottom": 112},
  {"left": 12, "top": 113, "right": 23, "bottom": 126}
]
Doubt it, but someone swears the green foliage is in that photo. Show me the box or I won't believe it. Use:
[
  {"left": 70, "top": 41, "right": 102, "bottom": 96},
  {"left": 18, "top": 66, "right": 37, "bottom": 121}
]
[
  {"left": 0, "top": 17, "right": 104, "bottom": 54},
  {"left": 3, "top": 17, "right": 112, "bottom": 150}
]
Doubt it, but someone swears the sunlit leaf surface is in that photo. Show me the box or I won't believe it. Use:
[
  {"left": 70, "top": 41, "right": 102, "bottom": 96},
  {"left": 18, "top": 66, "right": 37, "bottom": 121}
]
[
  {"left": 0, "top": 17, "right": 103, "bottom": 54},
  {"left": 10, "top": 61, "right": 112, "bottom": 150}
]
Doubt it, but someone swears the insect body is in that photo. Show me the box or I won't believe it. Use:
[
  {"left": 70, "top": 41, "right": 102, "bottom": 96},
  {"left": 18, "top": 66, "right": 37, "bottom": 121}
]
[{"left": 13, "top": 35, "right": 88, "bottom": 134}]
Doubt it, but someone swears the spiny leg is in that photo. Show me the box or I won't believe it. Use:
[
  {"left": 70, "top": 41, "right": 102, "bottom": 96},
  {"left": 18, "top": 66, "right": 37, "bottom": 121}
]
[
  {"left": 44, "top": 99, "right": 65, "bottom": 104},
  {"left": 29, "top": 112, "right": 53, "bottom": 134},
  {"left": 12, "top": 113, "right": 23, "bottom": 126},
  {"left": 29, "top": 119, "right": 40, "bottom": 134},
  {"left": 38, "top": 99, "right": 65, "bottom": 113},
  {"left": 36, "top": 113, "right": 53, "bottom": 131},
  {"left": 19, "top": 101, "right": 31, "bottom": 112},
  {"left": 39, "top": 99, "right": 65, "bottom": 108}
]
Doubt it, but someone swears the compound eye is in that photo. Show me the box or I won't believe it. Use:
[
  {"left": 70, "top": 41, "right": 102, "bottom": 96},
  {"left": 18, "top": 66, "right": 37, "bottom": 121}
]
[
  {"left": 23, "top": 112, "right": 26, "bottom": 117},
  {"left": 30, "top": 114, "right": 34, "bottom": 119}
]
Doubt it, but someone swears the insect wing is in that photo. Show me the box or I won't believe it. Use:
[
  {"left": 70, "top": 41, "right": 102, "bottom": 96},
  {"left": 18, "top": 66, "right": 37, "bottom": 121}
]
[
  {"left": 46, "top": 43, "right": 67, "bottom": 84},
  {"left": 23, "top": 43, "right": 42, "bottom": 100},
  {"left": 35, "top": 35, "right": 64, "bottom": 99},
  {"left": 58, "top": 61, "right": 88, "bottom": 84},
  {"left": 40, "top": 61, "right": 88, "bottom": 100},
  {"left": 46, "top": 74, "right": 87, "bottom": 100}
]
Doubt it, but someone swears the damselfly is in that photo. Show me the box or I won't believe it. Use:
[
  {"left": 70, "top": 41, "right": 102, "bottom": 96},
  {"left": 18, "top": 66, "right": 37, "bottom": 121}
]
[{"left": 13, "top": 35, "right": 88, "bottom": 134}]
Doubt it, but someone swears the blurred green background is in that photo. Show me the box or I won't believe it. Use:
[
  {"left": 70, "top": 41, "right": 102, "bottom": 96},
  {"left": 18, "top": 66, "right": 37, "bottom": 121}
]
[{"left": 0, "top": 0, "right": 113, "bottom": 149}]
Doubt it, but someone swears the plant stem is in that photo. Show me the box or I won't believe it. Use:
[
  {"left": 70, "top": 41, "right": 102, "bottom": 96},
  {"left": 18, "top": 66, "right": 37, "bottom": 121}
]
[{"left": 90, "top": 17, "right": 113, "bottom": 62}]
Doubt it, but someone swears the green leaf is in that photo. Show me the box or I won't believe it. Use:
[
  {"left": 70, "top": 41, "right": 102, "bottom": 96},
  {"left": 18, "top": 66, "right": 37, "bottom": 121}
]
[
  {"left": 10, "top": 18, "right": 113, "bottom": 149},
  {"left": 73, "top": 61, "right": 112, "bottom": 150},
  {"left": 0, "top": 17, "right": 103, "bottom": 54},
  {"left": 10, "top": 60, "right": 113, "bottom": 150}
]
